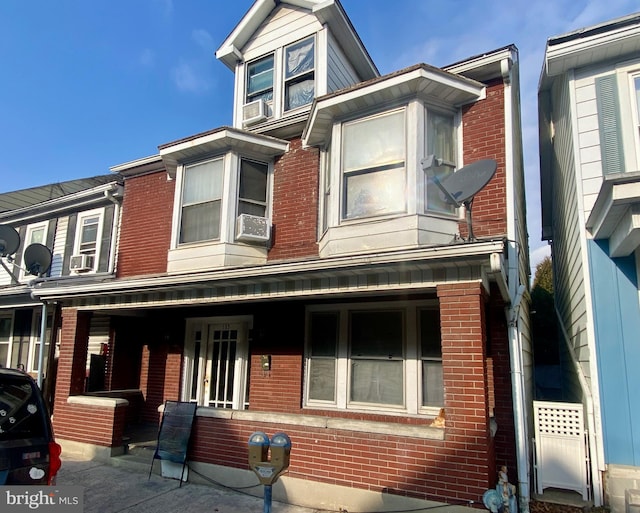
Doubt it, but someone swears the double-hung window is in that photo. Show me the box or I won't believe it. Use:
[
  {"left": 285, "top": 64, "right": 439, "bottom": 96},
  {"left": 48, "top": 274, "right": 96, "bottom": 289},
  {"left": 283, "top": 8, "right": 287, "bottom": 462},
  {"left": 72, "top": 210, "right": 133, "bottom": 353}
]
[
  {"left": 238, "top": 159, "right": 268, "bottom": 217},
  {"left": 284, "top": 36, "right": 315, "bottom": 111},
  {"left": 342, "top": 109, "right": 406, "bottom": 220},
  {"left": 72, "top": 210, "right": 102, "bottom": 272},
  {"left": 305, "top": 302, "right": 444, "bottom": 414},
  {"left": 426, "top": 110, "right": 457, "bottom": 214},
  {"left": 180, "top": 158, "right": 224, "bottom": 243},
  {"left": 246, "top": 55, "right": 274, "bottom": 104}
]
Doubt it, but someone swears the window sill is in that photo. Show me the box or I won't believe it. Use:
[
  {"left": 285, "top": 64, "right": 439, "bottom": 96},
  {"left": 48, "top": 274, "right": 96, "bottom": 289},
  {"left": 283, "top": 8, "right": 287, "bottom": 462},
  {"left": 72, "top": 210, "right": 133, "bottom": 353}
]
[{"left": 194, "top": 407, "right": 444, "bottom": 440}]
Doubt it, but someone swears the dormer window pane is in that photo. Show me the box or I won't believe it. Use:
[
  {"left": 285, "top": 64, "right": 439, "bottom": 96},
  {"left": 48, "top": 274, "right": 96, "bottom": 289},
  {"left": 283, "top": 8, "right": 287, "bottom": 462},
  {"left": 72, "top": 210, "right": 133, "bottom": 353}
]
[
  {"left": 246, "top": 55, "right": 274, "bottom": 103},
  {"left": 180, "top": 159, "right": 223, "bottom": 243},
  {"left": 284, "top": 37, "right": 314, "bottom": 111}
]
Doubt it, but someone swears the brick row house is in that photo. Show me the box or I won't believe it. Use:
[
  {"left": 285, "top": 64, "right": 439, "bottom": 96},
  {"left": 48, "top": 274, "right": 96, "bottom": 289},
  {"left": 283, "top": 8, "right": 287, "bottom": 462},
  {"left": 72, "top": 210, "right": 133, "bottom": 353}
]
[
  {"left": 4, "top": 0, "right": 532, "bottom": 510},
  {"left": 0, "top": 176, "right": 123, "bottom": 404}
]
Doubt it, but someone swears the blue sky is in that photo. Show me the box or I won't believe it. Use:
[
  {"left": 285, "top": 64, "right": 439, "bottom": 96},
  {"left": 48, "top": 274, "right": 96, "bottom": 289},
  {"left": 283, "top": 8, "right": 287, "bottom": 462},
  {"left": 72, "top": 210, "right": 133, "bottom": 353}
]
[{"left": 1, "top": 0, "right": 638, "bottom": 270}]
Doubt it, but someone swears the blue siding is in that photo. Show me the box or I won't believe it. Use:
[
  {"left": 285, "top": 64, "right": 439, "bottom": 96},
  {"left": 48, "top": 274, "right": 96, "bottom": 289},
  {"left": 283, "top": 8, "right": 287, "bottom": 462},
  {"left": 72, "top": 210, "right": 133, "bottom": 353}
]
[{"left": 588, "top": 239, "right": 640, "bottom": 466}]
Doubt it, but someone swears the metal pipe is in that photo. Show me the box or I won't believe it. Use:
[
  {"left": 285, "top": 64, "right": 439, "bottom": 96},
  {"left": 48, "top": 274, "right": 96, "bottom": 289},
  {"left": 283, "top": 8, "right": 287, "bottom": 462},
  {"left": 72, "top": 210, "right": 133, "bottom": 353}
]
[{"left": 37, "top": 301, "right": 47, "bottom": 388}]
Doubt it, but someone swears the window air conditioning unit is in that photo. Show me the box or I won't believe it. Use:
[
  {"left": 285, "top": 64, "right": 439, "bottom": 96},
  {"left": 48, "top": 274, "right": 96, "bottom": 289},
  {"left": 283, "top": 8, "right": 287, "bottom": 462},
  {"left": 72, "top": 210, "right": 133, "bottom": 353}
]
[
  {"left": 242, "top": 99, "right": 267, "bottom": 127},
  {"left": 236, "top": 214, "right": 270, "bottom": 242},
  {"left": 69, "top": 254, "right": 94, "bottom": 272}
]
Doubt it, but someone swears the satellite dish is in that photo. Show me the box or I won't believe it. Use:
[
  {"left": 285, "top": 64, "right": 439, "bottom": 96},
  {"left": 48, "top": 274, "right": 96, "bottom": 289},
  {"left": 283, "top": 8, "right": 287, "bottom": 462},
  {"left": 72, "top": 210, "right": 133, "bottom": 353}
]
[
  {"left": 23, "top": 243, "right": 52, "bottom": 277},
  {"left": 439, "top": 159, "right": 497, "bottom": 206},
  {"left": 422, "top": 157, "right": 497, "bottom": 242},
  {"left": 0, "top": 225, "right": 21, "bottom": 257}
]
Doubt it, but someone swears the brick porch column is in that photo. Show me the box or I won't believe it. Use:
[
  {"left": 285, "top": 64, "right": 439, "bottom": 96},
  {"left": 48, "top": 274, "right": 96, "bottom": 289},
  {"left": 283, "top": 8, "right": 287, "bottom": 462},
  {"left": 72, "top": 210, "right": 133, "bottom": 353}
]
[
  {"left": 53, "top": 308, "right": 91, "bottom": 410},
  {"left": 437, "top": 282, "right": 494, "bottom": 494}
]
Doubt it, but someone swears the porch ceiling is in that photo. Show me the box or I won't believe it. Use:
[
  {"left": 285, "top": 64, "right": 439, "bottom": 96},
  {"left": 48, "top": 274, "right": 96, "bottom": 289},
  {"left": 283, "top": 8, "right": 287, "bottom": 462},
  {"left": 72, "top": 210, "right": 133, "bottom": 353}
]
[{"left": 30, "top": 240, "right": 508, "bottom": 311}]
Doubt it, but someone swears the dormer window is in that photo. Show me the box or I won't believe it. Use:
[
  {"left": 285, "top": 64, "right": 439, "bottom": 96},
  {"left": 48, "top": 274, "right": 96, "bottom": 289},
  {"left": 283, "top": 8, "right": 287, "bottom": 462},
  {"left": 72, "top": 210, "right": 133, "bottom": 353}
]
[
  {"left": 284, "top": 36, "right": 315, "bottom": 111},
  {"left": 246, "top": 55, "right": 274, "bottom": 104}
]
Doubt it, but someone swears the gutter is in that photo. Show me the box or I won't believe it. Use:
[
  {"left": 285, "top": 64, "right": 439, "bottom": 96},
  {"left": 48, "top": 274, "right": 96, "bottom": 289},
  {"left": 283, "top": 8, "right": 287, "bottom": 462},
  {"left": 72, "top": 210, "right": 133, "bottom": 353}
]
[{"left": 30, "top": 240, "right": 506, "bottom": 300}]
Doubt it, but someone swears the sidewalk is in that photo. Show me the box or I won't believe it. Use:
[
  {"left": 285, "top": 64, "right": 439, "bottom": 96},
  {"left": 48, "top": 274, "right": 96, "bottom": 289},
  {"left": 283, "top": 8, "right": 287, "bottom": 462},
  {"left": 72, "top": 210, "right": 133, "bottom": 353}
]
[{"left": 57, "top": 457, "right": 319, "bottom": 513}]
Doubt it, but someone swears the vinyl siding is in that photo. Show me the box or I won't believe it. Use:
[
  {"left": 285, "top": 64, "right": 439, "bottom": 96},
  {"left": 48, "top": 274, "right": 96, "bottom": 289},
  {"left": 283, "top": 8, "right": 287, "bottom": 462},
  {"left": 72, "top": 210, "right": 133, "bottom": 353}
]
[
  {"left": 50, "top": 216, "right": 69, "bottom": 278},
  {"left": 327, "top": 31, "right": 359, "bottom": 92},
  {"left": 549, "top": 74, "right": 591, "bottom": 397},
  {"left": 242, "top": 5, "right": 322, "bottom": 62}
]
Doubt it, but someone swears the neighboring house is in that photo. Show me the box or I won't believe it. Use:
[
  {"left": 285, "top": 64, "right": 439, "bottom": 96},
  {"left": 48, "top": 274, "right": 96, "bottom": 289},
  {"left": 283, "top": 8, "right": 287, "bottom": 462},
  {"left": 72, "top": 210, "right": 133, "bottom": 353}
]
[
  {"left": 538, "top": 12, "right": 640, "bottom": 513},
  {"left": 0, "top": 175, "right": 123, "bottom": 402},
  {"left": 28, "top": 1, "right": 530, "bottom": 511}
]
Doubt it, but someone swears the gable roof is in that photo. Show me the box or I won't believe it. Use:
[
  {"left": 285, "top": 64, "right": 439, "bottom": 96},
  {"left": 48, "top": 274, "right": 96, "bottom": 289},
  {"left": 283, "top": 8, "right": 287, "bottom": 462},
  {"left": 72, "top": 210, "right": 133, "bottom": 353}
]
[{"left": 216, "top": 0, "right": 378, "bottom": 81}]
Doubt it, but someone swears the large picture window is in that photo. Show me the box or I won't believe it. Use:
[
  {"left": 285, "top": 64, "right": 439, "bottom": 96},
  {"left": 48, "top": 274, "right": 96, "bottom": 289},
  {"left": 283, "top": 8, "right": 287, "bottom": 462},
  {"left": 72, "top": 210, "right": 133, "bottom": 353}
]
[
  {"left": 284, "top": 37, "right": 315, "bottom": 111},
  {"left": 305, "top": 302, "right": 443, "bottom": 414},
  {"left": 342, "top": 109, "right": 406, "bottom": 220},
  {"left": 180, "top": 158, "right": 224, "bottom": 243}
]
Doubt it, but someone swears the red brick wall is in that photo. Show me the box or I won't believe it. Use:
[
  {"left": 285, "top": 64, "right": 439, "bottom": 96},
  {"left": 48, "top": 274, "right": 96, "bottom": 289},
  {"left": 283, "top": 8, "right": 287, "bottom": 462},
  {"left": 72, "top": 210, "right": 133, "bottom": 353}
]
[
  {"left": 268, "top": 138, "right": 319, "bottom": 261},
  {"left": 117, "top": 171, "right": 174, "bottom": 277},
  {"left": 188, "top": 284, "right": 499, "bottom": 504},
  {"left": 139, "top": 342, "right": 182, "bottom": 423},
  {"left": 487, "top": 285, "right": 517, "bottom": 475},
  {"left": 461, "top": 79, "right": 507, "bottom": 239},
  {"left": 52, "top": 308, "right": 127, "bottom": 447}
]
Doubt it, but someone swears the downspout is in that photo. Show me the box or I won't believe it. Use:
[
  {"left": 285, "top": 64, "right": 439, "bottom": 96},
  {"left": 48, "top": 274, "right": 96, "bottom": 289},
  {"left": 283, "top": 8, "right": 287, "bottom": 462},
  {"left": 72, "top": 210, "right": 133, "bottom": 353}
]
[
  {"left": 36, "top": 300, "right": 47, "bottom": 388},
  {"left": 104, "top": 186, "right": 122, "bottom": 274},
  {"left": 501, "top": 54, "right": 531, "bottom": 513}
]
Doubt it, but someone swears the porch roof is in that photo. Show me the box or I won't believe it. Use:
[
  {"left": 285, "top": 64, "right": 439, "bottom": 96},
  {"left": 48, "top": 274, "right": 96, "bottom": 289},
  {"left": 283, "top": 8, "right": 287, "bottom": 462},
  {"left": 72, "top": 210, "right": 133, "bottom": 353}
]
[{"left": 29, "top": 240, "right": 509, "bottom": 310}]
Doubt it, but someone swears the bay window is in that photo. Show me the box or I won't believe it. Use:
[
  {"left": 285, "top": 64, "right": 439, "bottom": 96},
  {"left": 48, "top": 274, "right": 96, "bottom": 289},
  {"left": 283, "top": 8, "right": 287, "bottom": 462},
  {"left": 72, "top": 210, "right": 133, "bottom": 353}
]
[
  {"left": 426, "top": 111, "right": 457, "bottom": 214},
  {"left": 238, "top": 159, "right": 268, "bottom": 217},
  {"left": 342, "top": 109, "right": 406, "bottom": 220},
  {"left": 284, "top": 36, "right": 315, "bottom": 111},
  {"left": 180, "top": 158, "right": 224, "bottom": 243},
  {"left": 305, "top": 302, "right": 444, "bottom": 414}
]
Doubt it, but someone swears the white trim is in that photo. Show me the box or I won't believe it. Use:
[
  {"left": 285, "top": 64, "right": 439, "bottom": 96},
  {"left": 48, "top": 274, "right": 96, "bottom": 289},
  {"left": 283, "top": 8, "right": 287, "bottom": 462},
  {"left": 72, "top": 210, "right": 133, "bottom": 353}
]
[
  {"left": 304, "top": 299, "right": 442, "bottom": 416},
  {"left": 20, "top": 221, "right": 49, "bottom": 282},
  {"left": 569, "top": 68, "right": 607, "bottom": 506},
  {"left": 615, "top": 59, "right": 640, "bottom": 173},
  {"left": 71, "top": 208, "right": 104, "bottom": 275},
  {"left": 32, "top": 240, "right": 505, "bottom": 300}
]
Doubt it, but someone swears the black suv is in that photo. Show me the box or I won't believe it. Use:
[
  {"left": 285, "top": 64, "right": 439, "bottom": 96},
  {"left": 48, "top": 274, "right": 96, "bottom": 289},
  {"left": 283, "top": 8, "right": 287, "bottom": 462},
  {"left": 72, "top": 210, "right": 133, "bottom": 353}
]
[{"left": 0, "top": 368, "right": 62, "bottom": 485}]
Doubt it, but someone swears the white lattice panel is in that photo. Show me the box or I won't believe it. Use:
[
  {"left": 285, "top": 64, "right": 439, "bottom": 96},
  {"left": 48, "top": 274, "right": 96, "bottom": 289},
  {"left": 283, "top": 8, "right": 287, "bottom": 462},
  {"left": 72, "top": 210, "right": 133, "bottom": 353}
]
[{"left": 534, "top": 401, "right": 588, "bottom": 500}]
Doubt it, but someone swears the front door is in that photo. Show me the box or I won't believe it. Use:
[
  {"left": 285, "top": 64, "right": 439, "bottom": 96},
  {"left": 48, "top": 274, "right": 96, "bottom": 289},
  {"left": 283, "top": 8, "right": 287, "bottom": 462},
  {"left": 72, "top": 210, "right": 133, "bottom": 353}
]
[{"left": 183, "top": 317, "right": 250, "bottom": 409}]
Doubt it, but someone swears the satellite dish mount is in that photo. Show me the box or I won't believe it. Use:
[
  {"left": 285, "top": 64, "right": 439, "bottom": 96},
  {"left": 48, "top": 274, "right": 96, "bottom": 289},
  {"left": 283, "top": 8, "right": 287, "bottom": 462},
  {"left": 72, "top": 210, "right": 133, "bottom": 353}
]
[{"left": 421, "top": 156, "right": 497, "bottom": 242}]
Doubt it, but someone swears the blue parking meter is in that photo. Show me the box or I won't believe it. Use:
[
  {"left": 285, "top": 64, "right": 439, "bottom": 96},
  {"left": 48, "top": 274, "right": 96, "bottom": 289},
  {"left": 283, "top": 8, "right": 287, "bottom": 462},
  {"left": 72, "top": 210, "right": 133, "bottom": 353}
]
[{"left": 248, "top": 432, "right": 291, "bottom": 513}]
